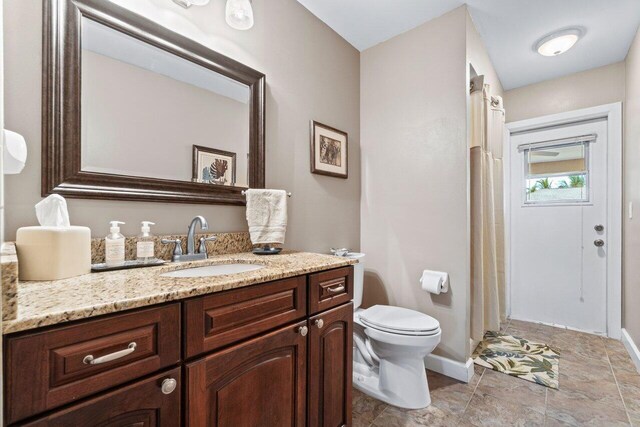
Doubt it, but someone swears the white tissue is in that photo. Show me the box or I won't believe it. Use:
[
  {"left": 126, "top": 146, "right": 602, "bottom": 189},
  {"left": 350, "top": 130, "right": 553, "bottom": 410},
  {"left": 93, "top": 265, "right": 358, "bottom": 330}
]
[
  {"left": 420, "top": 270, "right": 449, "bottom": 294},
  {"left": 35, "top": 194, "right": 70, "bottom": 227}
]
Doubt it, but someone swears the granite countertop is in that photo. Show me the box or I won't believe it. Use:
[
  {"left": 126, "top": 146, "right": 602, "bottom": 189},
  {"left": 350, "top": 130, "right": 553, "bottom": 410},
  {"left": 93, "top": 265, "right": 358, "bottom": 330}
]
[{"left": 3, "top": 251, "right": 357, "bottom": 335}]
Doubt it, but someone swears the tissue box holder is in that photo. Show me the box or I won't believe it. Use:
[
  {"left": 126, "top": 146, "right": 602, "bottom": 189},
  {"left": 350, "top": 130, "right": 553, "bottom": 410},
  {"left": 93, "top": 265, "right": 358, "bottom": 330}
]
[{"left": 16, "top": 226, "right": 91, "bottom": 281}]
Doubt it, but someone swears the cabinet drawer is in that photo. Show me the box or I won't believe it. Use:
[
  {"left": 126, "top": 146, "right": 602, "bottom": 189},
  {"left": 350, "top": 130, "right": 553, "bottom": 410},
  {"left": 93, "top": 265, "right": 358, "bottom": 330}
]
[
  {"left": 308, "top": 266, "right": 354, "bottom": 315},
  {"left": 5, "top": 304, "right": 181, "bottom": 424},
  {"left": 184, "top": 276, "right": 306, "bottom": 359},
  {"left": 22, "top": 367, "right": 181, "bottom": 427}
]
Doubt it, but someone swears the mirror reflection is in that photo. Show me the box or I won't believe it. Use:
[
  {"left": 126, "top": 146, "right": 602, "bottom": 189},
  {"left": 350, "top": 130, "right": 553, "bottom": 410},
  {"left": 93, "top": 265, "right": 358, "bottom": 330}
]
[{"left": 80, "top": 17, "right": 250, "bottom": 187}]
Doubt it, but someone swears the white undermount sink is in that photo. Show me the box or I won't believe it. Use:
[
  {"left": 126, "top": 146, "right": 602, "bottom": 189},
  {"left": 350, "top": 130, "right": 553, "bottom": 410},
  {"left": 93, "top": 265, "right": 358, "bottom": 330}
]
[{"left": 160, "top": 263, "right": 266, "bottom": 278}]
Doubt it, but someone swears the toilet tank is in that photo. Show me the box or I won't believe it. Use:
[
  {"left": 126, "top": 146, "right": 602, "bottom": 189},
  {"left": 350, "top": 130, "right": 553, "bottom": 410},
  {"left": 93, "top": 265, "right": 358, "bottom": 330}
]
[{"left": 345, "top": 252, "right": 365, "bottom": 309}]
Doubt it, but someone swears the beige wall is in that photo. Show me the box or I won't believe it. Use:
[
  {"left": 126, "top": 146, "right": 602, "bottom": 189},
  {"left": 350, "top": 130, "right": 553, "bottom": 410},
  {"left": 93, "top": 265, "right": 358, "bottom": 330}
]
[
  {"left": 3, "top": 0, "right": 360, "bottom": 253},
  {"left": 503, "top": 62, "right": 625, "bottom": 123},
  {"left": 361, "top": 7, "right": 470, "bottom": 363},
  {"left": 624, "top": 27, "right": 640, "bottom": 345}
]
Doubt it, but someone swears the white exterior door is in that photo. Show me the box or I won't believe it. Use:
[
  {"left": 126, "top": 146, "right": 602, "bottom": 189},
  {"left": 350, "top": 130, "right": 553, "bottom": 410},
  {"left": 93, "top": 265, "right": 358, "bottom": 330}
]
[{"left": 509, "top": 120, "right": 608, "bottom": 334}]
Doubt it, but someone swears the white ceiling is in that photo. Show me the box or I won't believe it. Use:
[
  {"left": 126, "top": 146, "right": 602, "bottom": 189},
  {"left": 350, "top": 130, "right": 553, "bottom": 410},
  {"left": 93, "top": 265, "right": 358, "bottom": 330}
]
[{"left": 296, "top": 0, "right": 640, "bottom": 90}]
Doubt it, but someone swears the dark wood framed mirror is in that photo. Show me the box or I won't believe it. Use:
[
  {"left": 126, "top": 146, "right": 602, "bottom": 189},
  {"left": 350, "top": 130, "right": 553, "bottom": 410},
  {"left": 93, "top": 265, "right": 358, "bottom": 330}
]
[{"left": 43, "top": 0, "right": 265, "bottom": 205}]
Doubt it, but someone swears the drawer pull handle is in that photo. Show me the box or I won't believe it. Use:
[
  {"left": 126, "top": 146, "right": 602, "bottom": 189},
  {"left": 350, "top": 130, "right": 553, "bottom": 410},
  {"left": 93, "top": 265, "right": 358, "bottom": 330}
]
[
  {"left": 327, "top": 284, "right": 345, "bottom": 293},
  {"left": 83, "top": 342, "right": 137, "bottom": 365},
  {"left": 161, "top": 378, "right": 178, "bottom": 395},
  {"left": 315, "top": 319, "right": 324, "bottom": 329}
]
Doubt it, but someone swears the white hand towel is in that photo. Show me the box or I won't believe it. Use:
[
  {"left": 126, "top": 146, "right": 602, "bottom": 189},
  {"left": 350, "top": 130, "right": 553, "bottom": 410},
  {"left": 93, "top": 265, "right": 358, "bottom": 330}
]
[{"left": 245, "top": 189, "right": 288, "bottom": 245}]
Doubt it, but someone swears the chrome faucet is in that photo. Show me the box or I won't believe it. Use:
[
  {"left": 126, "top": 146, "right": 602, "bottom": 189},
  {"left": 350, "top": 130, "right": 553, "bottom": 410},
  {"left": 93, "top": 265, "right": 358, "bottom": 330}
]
[
  {"left": 187, "top": 216, "right": 208, "bottom": 255},
  {"left": 161, "top": 216, "right": 216, "bottom": 262}
]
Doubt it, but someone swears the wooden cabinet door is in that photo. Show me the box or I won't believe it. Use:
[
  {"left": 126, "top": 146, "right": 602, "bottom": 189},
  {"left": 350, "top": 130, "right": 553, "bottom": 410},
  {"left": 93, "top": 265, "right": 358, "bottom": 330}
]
[
  {"left": 186, "top": 321, "right": 308, "bottom": 427},
  {"left": 308, "top": 303, "right": 353, "bottom": 427},
  {"left": 23, "top": 368, "right": 181, "bottom": 427}
]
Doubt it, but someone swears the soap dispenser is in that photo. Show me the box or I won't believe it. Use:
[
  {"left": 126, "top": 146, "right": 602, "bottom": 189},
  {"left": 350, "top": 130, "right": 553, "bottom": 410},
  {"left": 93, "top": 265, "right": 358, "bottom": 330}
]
[
  {"left": 105, "top": 221, "right": 125, "bottom": 267},
  {"left": 137, "top": 221, "right": 156, "bottom": 263}
]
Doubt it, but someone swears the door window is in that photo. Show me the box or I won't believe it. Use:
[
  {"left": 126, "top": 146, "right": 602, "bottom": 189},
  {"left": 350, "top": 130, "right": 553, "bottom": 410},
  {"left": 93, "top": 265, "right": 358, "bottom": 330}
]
[{"left": 523, "top": 142, "right": 589, "bottom": 204}]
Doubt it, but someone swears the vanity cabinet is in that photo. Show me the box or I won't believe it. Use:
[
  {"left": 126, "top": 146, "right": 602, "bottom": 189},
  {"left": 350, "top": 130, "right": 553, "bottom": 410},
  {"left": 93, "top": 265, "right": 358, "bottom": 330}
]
[{"left": 4, "top": 266, "right": 353, "bottom": 426}]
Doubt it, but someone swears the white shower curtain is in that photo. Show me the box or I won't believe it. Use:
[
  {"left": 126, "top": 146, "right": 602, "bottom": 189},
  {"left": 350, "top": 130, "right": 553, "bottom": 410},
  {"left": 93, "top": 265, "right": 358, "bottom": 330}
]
[{"left": 470, "top": 77, "right": 506, "bottom": 343}]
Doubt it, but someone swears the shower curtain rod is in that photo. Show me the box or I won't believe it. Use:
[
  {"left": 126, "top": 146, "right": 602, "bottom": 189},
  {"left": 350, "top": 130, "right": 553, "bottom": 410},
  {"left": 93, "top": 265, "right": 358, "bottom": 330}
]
[{"left": 517, "top": 133, "right": 597, "bottom": 152}]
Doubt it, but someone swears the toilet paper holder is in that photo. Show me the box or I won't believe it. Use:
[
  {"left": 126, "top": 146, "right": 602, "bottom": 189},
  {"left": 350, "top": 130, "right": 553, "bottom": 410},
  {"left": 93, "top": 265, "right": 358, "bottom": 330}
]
[{"left": 420, "top": 270, "right": 449, "bottom": 294}]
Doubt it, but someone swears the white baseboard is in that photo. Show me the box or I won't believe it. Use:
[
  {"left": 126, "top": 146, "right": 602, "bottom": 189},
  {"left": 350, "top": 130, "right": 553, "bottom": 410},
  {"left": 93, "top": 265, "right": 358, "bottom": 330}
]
[
  {"left": 621, "top": 328, "right": 640, "bottom": 374},
  {"left": 424, "top": 354, "right": 475, "bottom": 383}
]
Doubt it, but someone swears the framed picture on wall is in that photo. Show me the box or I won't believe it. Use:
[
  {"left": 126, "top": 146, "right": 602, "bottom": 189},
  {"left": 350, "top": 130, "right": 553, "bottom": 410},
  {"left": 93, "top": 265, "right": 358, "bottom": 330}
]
[
  {"left": 192, "top": 145, "right": 237, "bottom": 186},
  {"left": 310, "top": 121, "right": 348, "bottom": 179}
]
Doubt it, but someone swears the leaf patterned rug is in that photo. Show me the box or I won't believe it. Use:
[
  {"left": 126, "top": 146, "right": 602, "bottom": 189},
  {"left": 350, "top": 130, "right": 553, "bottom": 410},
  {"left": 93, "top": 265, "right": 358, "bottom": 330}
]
[{"left": 472, "top": 331, "right": 560, "bottom": 389}]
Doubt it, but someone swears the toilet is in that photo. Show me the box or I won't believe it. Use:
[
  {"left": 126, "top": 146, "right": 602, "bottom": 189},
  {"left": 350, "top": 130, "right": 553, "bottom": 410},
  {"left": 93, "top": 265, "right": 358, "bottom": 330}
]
[{"left": 347, "top": 253, "right": 441, "bottom": 409}]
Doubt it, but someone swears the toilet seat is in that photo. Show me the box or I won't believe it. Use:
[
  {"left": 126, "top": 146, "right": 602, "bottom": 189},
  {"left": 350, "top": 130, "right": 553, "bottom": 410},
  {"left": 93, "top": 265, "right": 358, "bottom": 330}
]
[{"left": 359, "top": 305, "right": 440, "bottom": 336}]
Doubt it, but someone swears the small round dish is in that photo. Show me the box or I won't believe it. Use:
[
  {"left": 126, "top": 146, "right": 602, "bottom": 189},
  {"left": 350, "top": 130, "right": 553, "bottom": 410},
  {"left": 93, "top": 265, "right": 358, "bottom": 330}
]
[{"left": 252, "top": 245, "right": 283, "bottom": 255}]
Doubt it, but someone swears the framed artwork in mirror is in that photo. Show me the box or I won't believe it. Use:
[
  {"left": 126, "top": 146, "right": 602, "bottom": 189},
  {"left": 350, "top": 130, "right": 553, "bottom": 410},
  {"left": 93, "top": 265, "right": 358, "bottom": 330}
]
[
  {"left": 192, "top": 145, "right": 237, "bottom": 186},
  {"left": 310, "top": 121, "right": 348, "bottom": 179}
]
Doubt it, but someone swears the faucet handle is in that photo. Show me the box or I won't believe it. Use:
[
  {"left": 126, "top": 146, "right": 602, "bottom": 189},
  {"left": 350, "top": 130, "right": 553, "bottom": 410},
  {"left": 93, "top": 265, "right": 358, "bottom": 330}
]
[
  {"left": 198, "top": 236, "right": 217, "bottom": 254},
  {"left": 161, "top": 238, "right": 183, "bottom": 256}
]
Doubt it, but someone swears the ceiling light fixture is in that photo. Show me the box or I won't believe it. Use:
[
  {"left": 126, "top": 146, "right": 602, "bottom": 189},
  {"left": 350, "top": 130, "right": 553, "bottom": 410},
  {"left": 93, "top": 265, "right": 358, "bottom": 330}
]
[
  {"left": 535, "top": 28, "right": 582, "bottom": 57},
  {"left": 225, "top": 0, "right": 254, "bottom": 31}
]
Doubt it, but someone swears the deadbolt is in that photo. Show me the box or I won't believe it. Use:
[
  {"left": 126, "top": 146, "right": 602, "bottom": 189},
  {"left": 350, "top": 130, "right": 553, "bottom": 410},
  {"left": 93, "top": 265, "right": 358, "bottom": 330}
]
[
  {"left": 594, "top": 239, "right": 605, "bottom": 247},
  {"left": 594, "top": 224, "right": 604, "bottom": 232}
]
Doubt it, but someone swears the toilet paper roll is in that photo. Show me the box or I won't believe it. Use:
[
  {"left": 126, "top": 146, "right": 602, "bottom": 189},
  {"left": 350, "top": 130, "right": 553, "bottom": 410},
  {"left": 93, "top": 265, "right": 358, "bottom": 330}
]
[
  {"left": 420, "top": 270, "right": 449, "bottom": 294},
  {"left": 3, "top": 129, "right": 27, "bottom": 175}
]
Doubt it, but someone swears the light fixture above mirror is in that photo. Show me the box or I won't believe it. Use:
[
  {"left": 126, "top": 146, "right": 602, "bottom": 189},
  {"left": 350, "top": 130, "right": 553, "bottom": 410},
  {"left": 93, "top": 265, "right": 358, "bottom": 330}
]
[
  {"left": 172, "top": 0, "right": 255, "bottom": 31},
  {"left": 172, "top": 0, "right": 211, "bottom": 9},
  {"left": 225, "top": 0, "right": 254, "bottom": 30}
]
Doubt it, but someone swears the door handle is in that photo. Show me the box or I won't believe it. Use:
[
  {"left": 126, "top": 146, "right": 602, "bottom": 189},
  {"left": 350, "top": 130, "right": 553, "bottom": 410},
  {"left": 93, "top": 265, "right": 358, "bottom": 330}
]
[
  {"left": 594, "top": 239, "right": 605, "bottom": 247},
  {"left": 83, "top": 342, "right": 137, "bottom": 365},
  {"left": 327, "top": 284, "right": 345, "bottom": 293}
]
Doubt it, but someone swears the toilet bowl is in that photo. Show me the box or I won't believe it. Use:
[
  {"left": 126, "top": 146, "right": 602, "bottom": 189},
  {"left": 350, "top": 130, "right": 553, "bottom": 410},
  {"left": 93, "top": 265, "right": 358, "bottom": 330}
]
[{"left": 345, "top": 253, "right": 441, "bottom": 409}]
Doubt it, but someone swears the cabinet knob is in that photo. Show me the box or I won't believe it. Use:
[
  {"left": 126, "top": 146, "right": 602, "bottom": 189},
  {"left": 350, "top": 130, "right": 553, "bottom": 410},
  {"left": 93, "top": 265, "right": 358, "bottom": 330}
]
[
  {"left": 161, "top": 378, "right": 177, "bottom": 395},
  {"left": 315, "top": 319, "right": 324, "bottom": 329},
  {"left": 298, "top": 326, "right": 308, "bottom": 337}
]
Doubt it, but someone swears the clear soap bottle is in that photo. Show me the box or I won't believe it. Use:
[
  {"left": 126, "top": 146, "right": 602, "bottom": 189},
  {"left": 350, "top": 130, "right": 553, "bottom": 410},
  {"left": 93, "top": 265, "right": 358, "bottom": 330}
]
[
  {"left": 105, "top": 221, "right": 125, "bottom": 267},
  {"left": 137, "top": 221, "right": 156, "bottom": 263}
]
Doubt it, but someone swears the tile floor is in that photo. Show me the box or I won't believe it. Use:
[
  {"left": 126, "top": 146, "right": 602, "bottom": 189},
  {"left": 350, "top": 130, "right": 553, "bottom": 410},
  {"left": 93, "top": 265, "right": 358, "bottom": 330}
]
[{"left": 353, "top": 319, "right": 640, "bottom": 426}]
